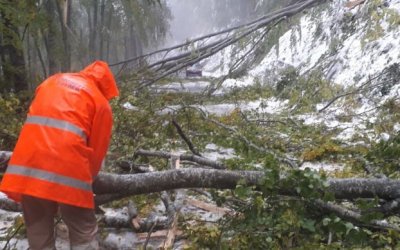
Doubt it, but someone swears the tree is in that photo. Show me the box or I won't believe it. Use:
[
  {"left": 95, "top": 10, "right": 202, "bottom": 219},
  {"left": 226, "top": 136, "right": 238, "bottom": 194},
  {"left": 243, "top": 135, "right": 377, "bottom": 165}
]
[
  {"left": 0, "top": 1, "right": 29, "bottom": 92},
  {"left": 0, "top": 0, "right": 171, "bottom": 92}
]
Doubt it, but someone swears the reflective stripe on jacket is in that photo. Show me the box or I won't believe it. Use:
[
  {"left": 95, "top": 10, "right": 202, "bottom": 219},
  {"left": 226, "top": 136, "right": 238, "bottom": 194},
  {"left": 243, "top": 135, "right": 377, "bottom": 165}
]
[{"left": 0, "top": 61, "right": 119, "bottom": 209}]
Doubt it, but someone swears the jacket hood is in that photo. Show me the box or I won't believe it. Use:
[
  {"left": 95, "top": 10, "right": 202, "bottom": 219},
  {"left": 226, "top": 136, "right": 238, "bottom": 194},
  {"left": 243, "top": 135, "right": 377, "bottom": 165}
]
[{"left": 81, "top": 60, "right": 119, "bottom": 100}]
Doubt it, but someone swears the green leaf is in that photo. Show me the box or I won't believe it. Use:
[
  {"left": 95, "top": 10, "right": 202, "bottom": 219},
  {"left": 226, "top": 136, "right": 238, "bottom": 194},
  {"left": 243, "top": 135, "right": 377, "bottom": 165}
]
[
  {"left": 301, "top": 219, "right": 316, "bottom": 233},
  {"left": 345, "top": 222, "right": 354, "bottom": 235},
  {"left": 322, "top": 217, "right": 331, "bottom": 226},
  {"left": 234, "top": 184, "right": 252, "bottom": 198}
]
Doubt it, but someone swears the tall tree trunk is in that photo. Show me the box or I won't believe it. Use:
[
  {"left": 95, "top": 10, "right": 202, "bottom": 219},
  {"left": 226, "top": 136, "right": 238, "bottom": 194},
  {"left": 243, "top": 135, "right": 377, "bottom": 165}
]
[
  {"left": 124, "top": 35, "right": 129, "bottom": 60},
  {"left": 54, "top": 0, "right": 72, "bottom": 71},
  {"left": 0, "top": 31, "right": 4, "bottom": 86},
  {"left": 105, "top": 4, "right": 113, "bottom": 62},
  {"left": 88, "top": 0, "right": 98, "bottom": 61},
  {"left": 67, "top": 0, "right": 72, "bottom": 69},
  {"left": 45, "top": 0, "right": 61, "bottom": 75},
  {"left": 130, "top": 26, "right": 141, "bottom": 59},
  {"left": 99, "top": 0, "right": 106, "bottom": 60},
  {"left": 129, "top": 27, "right": 133, "bottom": 59},
  {"left": 26, "top": 30, "right": 32, "bottom": 90},
  {"left": 35, "top": 36, "right": 48, "bottom": 79},
  {"left": 0, "top": 1, "right": 28, "bottom": 92}
]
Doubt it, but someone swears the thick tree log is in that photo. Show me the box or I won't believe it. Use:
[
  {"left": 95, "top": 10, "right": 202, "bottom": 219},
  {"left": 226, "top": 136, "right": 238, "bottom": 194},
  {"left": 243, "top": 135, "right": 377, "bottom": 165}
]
[
  {"left": 2, "top": 150, "right": 400, "bottom": 202},
  {"left": 3, "top": 150, "right": 400, "bottom": 207},
  {"left": 93, "top": 169, "right": 400, "bottom": 202},
  {"left": 327, "top": 178, "right": 400, "bottom": 200},
  {"left": 93, "top": 169, "right": 261, "bottom": 197}
]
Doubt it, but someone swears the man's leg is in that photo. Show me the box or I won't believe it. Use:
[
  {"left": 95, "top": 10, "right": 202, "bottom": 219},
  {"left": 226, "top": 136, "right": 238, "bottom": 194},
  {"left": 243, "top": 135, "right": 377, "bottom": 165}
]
[
  {"left": 21, "top": 195, "right": 58, "bottom": 250},
  {"left": 59, "top": 203, "right": 99, "bottom": 250}
]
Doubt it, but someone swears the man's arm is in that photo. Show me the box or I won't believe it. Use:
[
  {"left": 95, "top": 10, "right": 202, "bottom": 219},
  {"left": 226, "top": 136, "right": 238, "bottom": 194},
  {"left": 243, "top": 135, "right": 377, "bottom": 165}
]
[{"left": 88, "top": 103, "right": 113, "bottom": 177}]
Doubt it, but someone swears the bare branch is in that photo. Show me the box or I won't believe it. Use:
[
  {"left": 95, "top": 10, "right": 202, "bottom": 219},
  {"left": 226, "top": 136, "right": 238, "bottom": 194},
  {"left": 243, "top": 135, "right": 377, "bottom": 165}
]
[
  {"left": 314, "top": 199, "right": 400, "bottom": 232},
  {"left": 135, "top": 149, "right": 226, "bottom": 169},
  {"left": 114, "top": 0, "right": 328, "bottom": 87},
  {"left": 171, "top": 118, "right": 201, "bottom": 156},
  {"left": 318, "top": 69, "right": 390, "bottom": 113}
]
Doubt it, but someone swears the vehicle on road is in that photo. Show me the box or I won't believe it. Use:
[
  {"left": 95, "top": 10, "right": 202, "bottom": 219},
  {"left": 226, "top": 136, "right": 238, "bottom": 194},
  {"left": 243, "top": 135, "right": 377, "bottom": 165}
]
[{"left": 186, "top": 64, "right": 202, "bottom": 77}]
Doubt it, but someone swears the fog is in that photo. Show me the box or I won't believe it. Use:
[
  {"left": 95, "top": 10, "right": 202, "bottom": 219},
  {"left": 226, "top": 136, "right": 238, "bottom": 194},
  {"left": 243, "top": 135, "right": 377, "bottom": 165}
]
[{"left": 164, "top": 0, "right": 260, "bottom": 46}]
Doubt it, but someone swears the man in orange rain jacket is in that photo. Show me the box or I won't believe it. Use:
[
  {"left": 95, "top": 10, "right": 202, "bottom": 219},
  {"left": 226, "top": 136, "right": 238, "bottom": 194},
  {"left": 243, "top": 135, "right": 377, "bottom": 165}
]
[{"left": 0, "top": 60, "right": 119, "bottom": 250}]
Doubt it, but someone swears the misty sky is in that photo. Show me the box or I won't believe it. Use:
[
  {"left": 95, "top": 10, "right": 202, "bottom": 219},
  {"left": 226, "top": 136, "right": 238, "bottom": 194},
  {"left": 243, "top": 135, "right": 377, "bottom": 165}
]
[
  {"left": 165, "top": 0, "right": 257, "bottom": 46},
  {"left": 165, "top": 0, "right": 216, "bottom": 45}
]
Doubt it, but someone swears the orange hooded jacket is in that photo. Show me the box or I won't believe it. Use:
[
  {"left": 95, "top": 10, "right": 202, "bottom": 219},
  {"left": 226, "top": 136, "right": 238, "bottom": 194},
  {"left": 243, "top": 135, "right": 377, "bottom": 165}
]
[{"left": 0, "top": 61, "right": 119, "bottom": 209}]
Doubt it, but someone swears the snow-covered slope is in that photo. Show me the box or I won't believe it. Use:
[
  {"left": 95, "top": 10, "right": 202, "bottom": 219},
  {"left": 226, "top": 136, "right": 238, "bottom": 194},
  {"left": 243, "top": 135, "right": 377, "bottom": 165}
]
[
  {"left": 258, "top": 0, "right": 400, "bottom": 86},
  {"left": 205, "top": 0, "right": 400, "bottom": 88},
  {"left": 184, "top": 0, "right": 400, "bottom": 147}
]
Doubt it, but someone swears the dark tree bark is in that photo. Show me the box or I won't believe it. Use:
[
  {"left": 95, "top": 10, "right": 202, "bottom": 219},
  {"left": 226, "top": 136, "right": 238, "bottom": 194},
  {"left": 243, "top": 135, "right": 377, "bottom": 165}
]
[
  {"left": 93, "top": 169, "right": 254, "bottom": 197},
  {"left": 2, "top": 151, "right": 400, "bottom": 205},
  {"left": 54, "top": 0, "right": 72, "bottom": 71},
  {"left": 0, "top": 0, "right": 28, "bottom": 92},
  {"left": 45, "top": 0, "right": 61, "bottom": 75},
  {"left": 3, "top": 151, "right": 400, "bottom": 231},
  {"left": 99, "top": 0, "right": 106, "bottom": 60},
  {"left": 88, "top": 0, "right": 99, "bottom": 61},
  {"left": 93, "top": 169, "right": 400, "bottom": 204},
  {"left": 34, "top": 36, "right": 48, "bottom": 79},
  {"left": 105, "top": 3, "right": 113, "bottom": 62}
]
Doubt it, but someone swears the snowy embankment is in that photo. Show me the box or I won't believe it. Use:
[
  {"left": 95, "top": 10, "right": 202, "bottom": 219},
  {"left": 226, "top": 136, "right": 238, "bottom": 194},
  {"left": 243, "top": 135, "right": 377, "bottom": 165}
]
[{"left": 205, "top": 0, "right": 400, "bottom": 141}]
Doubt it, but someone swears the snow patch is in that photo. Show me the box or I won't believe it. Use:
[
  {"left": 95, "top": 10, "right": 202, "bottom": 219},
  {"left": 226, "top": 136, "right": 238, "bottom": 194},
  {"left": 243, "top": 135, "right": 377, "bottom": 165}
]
[{"left": 300, "top": 162, "right": 344, "bottom": 172}]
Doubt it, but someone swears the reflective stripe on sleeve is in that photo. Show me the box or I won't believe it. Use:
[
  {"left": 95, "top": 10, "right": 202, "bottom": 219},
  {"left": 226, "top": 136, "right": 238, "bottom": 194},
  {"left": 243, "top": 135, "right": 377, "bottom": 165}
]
[
  {"left": 6, "top": 165, "right": 92, "bottom": 192},
  {"left": 26, "top": 116, "right": 87, "bottom": 141}
]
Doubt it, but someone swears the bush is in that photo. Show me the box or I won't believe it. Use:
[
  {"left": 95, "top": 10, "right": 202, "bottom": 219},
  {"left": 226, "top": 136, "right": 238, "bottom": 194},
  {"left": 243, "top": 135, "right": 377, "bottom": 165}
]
[{"left": 0, "top": 92, "right": 30, "bottom": 150}]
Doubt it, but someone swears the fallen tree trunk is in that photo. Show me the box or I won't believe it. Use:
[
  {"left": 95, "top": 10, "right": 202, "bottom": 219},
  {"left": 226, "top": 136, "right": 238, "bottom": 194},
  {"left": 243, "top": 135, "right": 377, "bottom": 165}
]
[
  {"left": 2, "top": 151, "right": 400, "bottom": 204},
  {"left": 93, "top": 169, "right": 400, "bottom": 203},
  {"left": 1, "top": 151, "right": 400, "bottom": 204},
  {"left": 93, "top": 169, "right": 261, "bottom": 200},
  {"left": 3, "top": 165, "right": 400, "bottom": 231},
  {"left": 2, "top": 167, "right": 399, "bottom": 213}
]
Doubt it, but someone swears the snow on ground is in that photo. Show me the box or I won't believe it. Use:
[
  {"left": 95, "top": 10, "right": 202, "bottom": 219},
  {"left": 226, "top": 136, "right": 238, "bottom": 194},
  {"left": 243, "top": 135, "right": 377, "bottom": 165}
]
[
  {"left": 154, "top": 81, "right": 211, "bottom": 93},
  {"left": 248, "top": 0, "right": 400, "bottom": 87},
  {"left": 160, "top": 97, "right": 289, "bottom": 116},
  {"left": 202, "top": 46, "right": 234, "bottom": 78},
  {"left": 0, "top": 207, "right": 140, "bottom": 250},
  {"left": 0, "top": 209, "right": 28, "bottom": 250},
  {"left": 300, "top": 162, "right": 344, "bottom": 172},
  {"left": 202, "top": 143, "right": 236, "bottom": 161},
  {"left": 251, "top": 11, "right": 331, "bottom": 78},
  {"left": 298, "top": 80, "right": 400, "bottom": 143}
]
